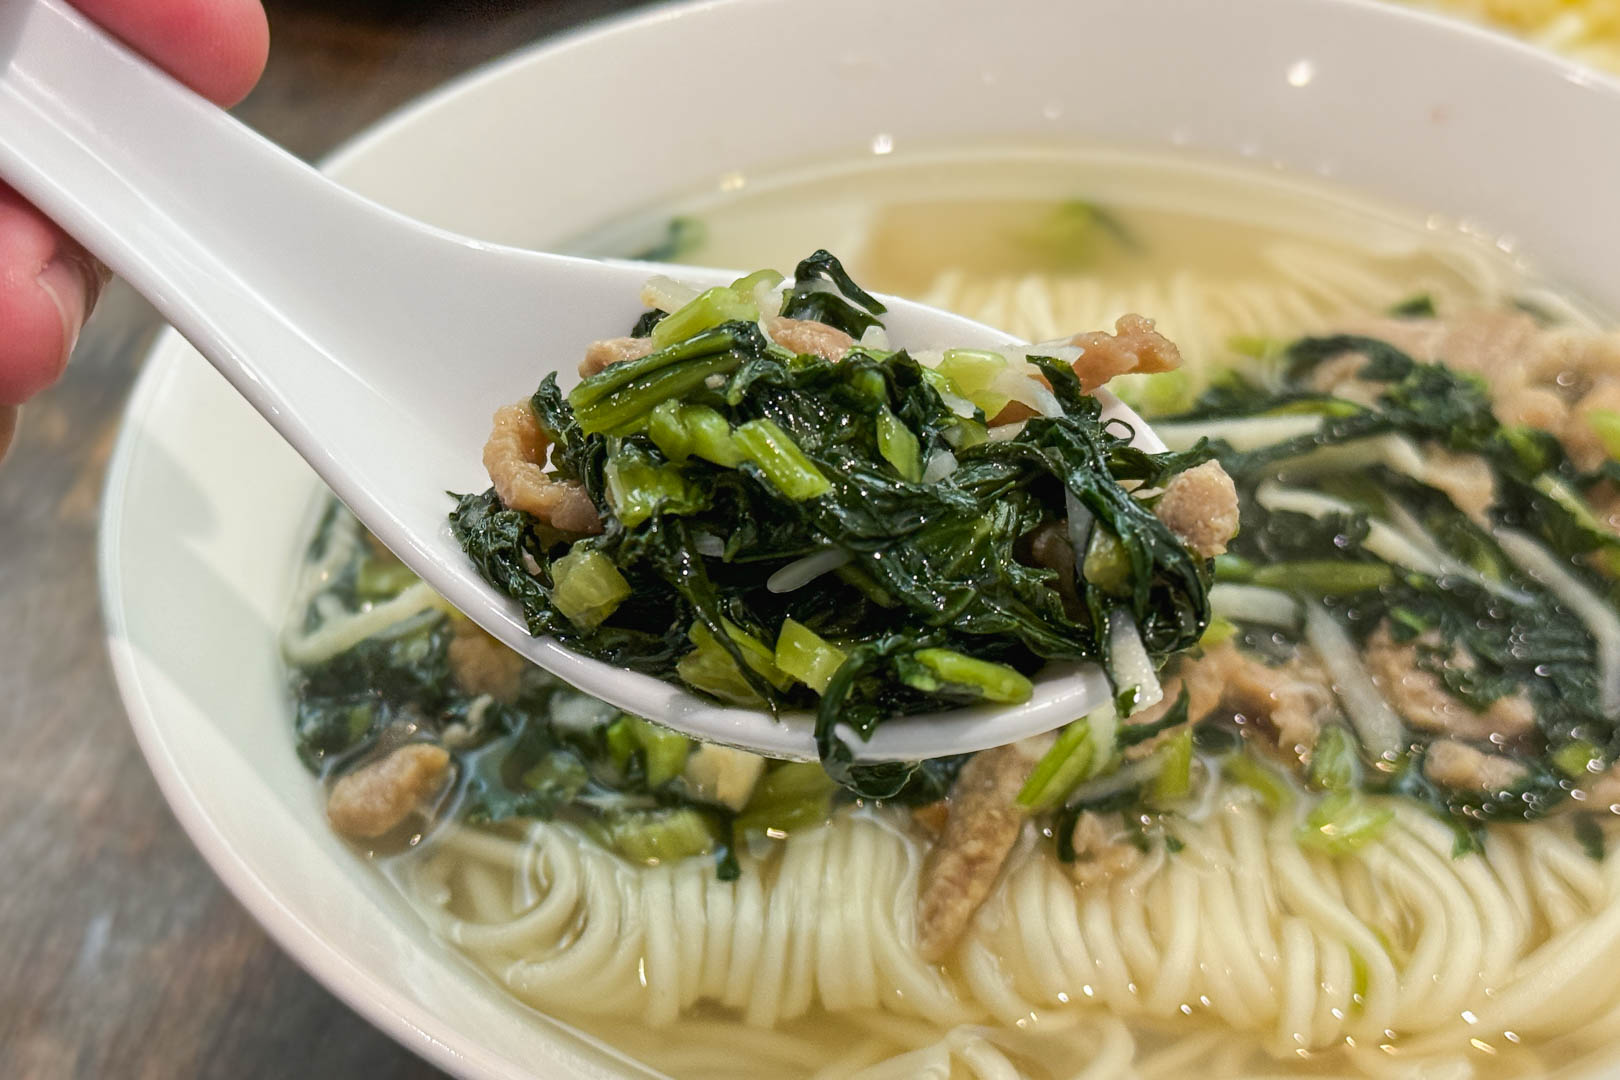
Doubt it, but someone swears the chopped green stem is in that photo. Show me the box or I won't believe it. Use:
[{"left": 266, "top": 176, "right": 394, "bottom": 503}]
[
  {"left": 355, "top": 557, "right": 419, "bottom": 600},
  {"left": 604, "top": 715, "right": 638, "bottom": 774},
  {"left": 908, "top": 648, "right": 1033, "bottom": 704},
  {"left": 1588, "top": 409, "right": 1620, "bottom": 461},
  {"left": 570, "top": 324, "right": 757, "bottom": 435},
  {"left": 1250, "top": 560, "right": 1394, "bottom": 594},
  {"left": 1223, "top": 754, "right": 1294, "bottom": 812},
  {"left": 550, "top": 546, "right": 632, "bottom": 629},
  {"left": 1307, "top": 725, "right": 1359, "bottom": 791},
  {"left": 733, "top": 762, "right": 837, "bottom": 841},
  {"left": 677, "top": 620, "right": 793, "bottom": 707},
  {"left": 937, "top": 349, "right": 1012, "bottom": 418},
  {"left": 1019, "top": 716, "right": 1096, "bottom": 811},
  {"left": 729, "top": 268, "right": 785, "bottom": 299},
  {"left": 1296, "top": 791, "right": 1394, "bottom": 855},
  {"left": 774, "top": 618, "right": 848, "bottom": 693},
  {"left": 1149, "top": 728, "right": 1194, "bottom": 804},
  {"left": 1198, "top": 615, "right": 1238, "bottom": 647},
  {"left": 604, "top": 451, "right": 701, "bottom": 529},
  {"left": 624, "top": 716, "right": 692, "bottom": 788},
  {"left": 1083, "top": 527, "right": 1132, "bottom": 594},
  {"left": 647, "top": 401, "right": 743, "bottom": 467},
  {"left": 876, "top": 408, "right": 923, "bottom": 481},
  {"left": 651, "top": 286, "right": 759, "bottom": 347},
  {"left": 732, "top": 419, "right": 832, "bottom": 500},
  {"left": 599, "top": 807, "right": 721, "bottom": 863},
  {"left": 1554, "top": 739, "right": 1603, "bottom": 780}
]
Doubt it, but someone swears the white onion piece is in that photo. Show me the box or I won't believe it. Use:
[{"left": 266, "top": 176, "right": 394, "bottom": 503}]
[
  {"left": 1383, "top": 500, "right": 1533, "bottom": 604},
  {"left": 1065, "top": 489, "right": 1094, "bottom": 577},
  {"left": 1028, "top": 383, "right": 1064, "bottom": 418},
  {"left": 1255, "top": 483, "right": 1533, "bottom": 605},
  {"left": 281, "top": 582, "right": 446, "bottom": 666},
  {"left": 548, "top": 690, "right": 621, "bottom": 734},
  {"left": 933, "top": 384, "right": 977, "bottom": 418},
  {"left": 766, "top": 548, "right": 852, "bottom": 594},
  {"left": 1083, "top": 701, "right": 1120, "bottom": 779},
  {"left": 1253, "top": 480, "right": 1358, "bottom": 520},
  {"left": 994, "top": 366, "right": 1059, "bottom": 412},
  {"left": 1494, "top": 528, "right": 1620, "bottom": 719},
  {"left": 1004, "top": 340, "right": 1084, "bottom": 368},
  {"left": 1255, "top": 481, "right": 1445, "bottom": 578},
  {"left": 370, "top": 608, "right": 443, "bottom": 643},
  {"left": 1107, "top": 610, "right": 1163, "bottom": 714},
  {"left": 749, "top": 280, "right": 785, "bottom": 320},
  {"left": 1302, "top": 601, "right": 1405, "bottom": 762},
  {"left": 1063, "top": 756, "right": 1163, "bottom": 807},
  {"left": 986, "top": 420, "right": 1027, "bottom": 442},
  {"left": 858, "top": 324, "right": 890, "bottom": 350},
  {"left": 574, "top": 790, "right": 660, "bottom": 813},
  {"left": 1209, "top": 584, "right": 1302, "bottom": 629},
  {"left": 1155, "top": 414, "right": 1325, "bottom": 453},
  {"left": 691, "top": 532, "right": 726, "bottom": 557},
  {"left": 640, "top": 274, "right": 699, "bottom": 314},
  {"left": 1263, "top": 483, "right": 1437, "bottom": 571},
  {"left": 1281, "top": 431, "right": 1509, "bottom": 528},
  {"left": 921, "top": 448, "right": 959, "bottom": 483},
  {"left": 1278, "top": 433, "right": 1425, "bottom": 479}
]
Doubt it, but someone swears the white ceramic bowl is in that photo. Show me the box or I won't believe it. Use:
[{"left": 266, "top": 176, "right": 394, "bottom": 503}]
[{"left": 100, "top": 1, "right": 1620, "bottom": 1076}]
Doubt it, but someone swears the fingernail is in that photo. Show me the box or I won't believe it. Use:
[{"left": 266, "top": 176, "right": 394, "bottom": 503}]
[
  {"left": 34, "top": 257, "right": 87, "bottom": 375},
  {"left": 68, "top": 247, "right": 111, "bottom": 312},
  {"left": 0, "top": 404, "right": 17, "bottom": 464}
]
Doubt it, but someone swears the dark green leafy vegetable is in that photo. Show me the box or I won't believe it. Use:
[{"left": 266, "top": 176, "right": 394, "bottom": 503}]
[
  {"left": 1163, "top": 328, "right": 1619, "bottom": 832},
  {"left": 778, "top": 249, "right": 887, "bottom": 338},
  {"left": 285, "top": 508, "right": 968, "bottom": 875},
  {"left": 295, "top": 250, "right": 1620, "bottom": 883},
  {"left": 454, "top": 253, "right": 1219, "bottom": 791}
]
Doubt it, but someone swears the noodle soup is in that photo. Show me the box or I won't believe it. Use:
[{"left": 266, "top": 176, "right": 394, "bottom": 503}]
[{"left": 284, "top": 145, "right": 1620, "bottom": 1078}]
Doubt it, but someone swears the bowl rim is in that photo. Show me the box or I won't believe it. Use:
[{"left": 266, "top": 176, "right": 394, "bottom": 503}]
[{"left": 96, "top": 1, "right": 1620, "bottom": 1077}]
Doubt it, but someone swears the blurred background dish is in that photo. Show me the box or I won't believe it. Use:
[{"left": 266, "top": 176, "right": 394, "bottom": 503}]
[{"left": 1414, "top": 0, "right": 1620, "bottom": 72}]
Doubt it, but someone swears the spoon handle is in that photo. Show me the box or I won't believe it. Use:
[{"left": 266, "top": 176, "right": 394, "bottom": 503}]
[{"left": 0, "top": 0, "right": 448, "bottom": 416}]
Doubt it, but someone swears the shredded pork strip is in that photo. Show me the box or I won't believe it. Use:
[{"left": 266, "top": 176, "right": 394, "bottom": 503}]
[
  {"left": 447, "top": 619, "right": 526, "bottom": 703},
  {"left": 914, "top": 745, "right": 1034, "bottom": 962},
  {"left": 482, "top": 401, "right": 602, "bottom": 534},
  {"left": 578, "top": 335, "right": 656, "bottom": 378},
  {"left": 764, "top": 315, "right": 855, "bottom": 362},
  {"left": 1070, "top": 312, "right": 1184, "bottom": 392},
  {"left": 1066, "top": 810, "right": 1143, "bottom": 885},
  {"left": 327, "top": 744, "right": 452, "bottom": 840},
  {"left": 1126, "top": 642, "right": 1334, "bottom": 758},
  {"left": 1362, "top": 623, "right": 1535, "bottom": 742},
  {"left": 1152, "top": 460, "right": 1240, "bottom": 559},
  {"left": 993, "top": 313, "right": 1184, "bottom": 425},
  {"left": 1333, "top": 311, "right": 1620, "bottom": 473},
  {"left": 1424, "top": 739, "right": 1528, "bottom": 793}
]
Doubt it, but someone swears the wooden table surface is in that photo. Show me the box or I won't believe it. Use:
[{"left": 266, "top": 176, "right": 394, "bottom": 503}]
[{"left": 0, "top": 3, "right": 644, "bottom": 1076}]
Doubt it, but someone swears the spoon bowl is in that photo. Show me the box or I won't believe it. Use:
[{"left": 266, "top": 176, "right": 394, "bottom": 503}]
[{"left": 0, "top": 0, "right": 1160, "bottom": 759}]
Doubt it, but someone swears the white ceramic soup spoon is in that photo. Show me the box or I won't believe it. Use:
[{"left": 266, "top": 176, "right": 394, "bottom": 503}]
[{"left": 0, "top": 0, "right": 1164, "bottom": 761}]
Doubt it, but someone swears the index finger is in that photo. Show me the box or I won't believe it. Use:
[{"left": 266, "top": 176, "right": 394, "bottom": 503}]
[{"left": 71, "top": 0, "right": 269, "bottom": 107}]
